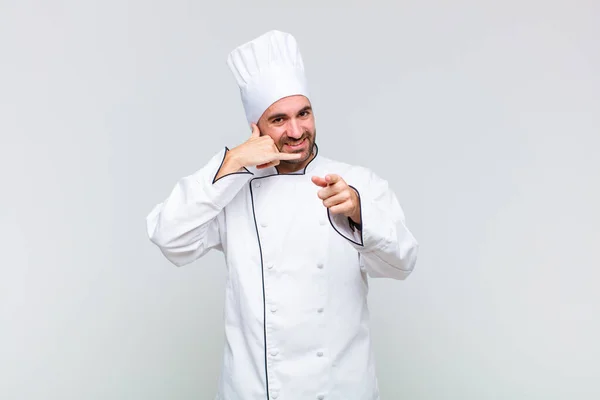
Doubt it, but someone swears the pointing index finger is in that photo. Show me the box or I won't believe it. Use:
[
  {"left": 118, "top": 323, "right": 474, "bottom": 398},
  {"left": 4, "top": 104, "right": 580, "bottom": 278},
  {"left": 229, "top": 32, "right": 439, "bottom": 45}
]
[{"left": 311, "top": 176, "right": 327, "bottom": 187}]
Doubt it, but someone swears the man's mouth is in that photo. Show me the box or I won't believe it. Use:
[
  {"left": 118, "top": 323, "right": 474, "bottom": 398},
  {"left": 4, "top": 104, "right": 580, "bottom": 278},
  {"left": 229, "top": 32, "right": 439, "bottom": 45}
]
[{"left": 284, "top": 138, "right": 306, "bottom": 150}]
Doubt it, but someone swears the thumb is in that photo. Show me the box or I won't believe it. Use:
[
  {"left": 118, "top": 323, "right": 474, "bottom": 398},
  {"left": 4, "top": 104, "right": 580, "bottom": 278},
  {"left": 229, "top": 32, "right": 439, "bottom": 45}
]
[
  {"left": 250, "top": 123, "right": 261, "bottom": 138},
  {"left": 325, "top": 174, "right": 340, "bottom": 185}
]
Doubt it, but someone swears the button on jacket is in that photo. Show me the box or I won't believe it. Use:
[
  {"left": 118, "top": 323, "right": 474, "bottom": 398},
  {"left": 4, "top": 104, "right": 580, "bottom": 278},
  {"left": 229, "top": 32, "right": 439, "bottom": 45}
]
[{"left": 146, "top": 145, "right": 419, "bottom": 400}]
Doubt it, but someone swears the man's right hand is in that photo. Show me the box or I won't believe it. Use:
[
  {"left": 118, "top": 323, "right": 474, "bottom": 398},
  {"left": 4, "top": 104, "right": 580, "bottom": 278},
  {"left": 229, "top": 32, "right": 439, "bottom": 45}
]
[{"left": 214, "top": 123, "right": 302, "bottom": 180}]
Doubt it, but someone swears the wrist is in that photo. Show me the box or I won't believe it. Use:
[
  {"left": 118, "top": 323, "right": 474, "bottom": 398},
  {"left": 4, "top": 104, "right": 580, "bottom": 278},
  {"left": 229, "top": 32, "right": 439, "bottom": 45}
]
[
  {"left": 224, "top": 148, "right": 244, "bottom": 171},
  {"left": 349, "top": 189, "right": 361, "bottom": 224},
  {"left": 349, "top": 211, "right": 361, "bottom": 226},
  {"left": 214, "top": 148, "right": 244, "bottom": 181}
]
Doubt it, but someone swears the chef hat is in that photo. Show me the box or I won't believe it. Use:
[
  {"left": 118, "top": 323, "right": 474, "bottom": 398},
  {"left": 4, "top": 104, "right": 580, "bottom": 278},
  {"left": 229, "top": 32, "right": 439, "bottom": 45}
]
[{"left": 227, "top": 30, "right": 310, "bottom": 124}]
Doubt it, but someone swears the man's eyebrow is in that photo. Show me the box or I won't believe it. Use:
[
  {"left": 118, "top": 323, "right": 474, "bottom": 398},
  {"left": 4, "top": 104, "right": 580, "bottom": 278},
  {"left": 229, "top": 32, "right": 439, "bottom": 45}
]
[
  {"left": 268, "top": 113, "right": 287, "bottom": 121},
  {"left": 267, "top": 106, "right": 312, "bottom": 121}
]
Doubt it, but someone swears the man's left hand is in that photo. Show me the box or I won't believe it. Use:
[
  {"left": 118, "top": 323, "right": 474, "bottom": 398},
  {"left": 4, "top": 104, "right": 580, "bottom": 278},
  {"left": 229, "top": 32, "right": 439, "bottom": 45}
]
[{"left": 311, "top": 174, "right": 361, "bottom": 225}]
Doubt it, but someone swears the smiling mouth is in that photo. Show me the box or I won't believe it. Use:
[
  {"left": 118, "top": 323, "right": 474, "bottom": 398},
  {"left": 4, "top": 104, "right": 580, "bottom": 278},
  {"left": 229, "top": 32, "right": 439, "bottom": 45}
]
[{"left": 285, "top": 138, "right": 306, "bottom": 149}]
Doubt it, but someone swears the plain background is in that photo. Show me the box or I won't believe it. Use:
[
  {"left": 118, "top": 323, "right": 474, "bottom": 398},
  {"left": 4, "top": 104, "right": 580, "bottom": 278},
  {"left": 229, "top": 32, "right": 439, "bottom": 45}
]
[{"left": 1, "top": 1, "right": 599, "bottom": 399}]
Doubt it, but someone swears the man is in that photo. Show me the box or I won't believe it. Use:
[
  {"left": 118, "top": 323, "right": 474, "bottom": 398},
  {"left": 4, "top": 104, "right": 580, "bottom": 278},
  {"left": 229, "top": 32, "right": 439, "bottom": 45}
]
[{"left": 146, "top": 30, "right": 419, "bottom": 400}]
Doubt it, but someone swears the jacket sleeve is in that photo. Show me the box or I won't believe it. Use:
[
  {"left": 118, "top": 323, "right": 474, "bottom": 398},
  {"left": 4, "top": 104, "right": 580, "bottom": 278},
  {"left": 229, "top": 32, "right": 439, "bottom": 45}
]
[
  {"left": 328, "top": 168, "right": 419, "bottom": 280},
  {"left": 146, "top": 147, "right": 254, "bottom": 267}
]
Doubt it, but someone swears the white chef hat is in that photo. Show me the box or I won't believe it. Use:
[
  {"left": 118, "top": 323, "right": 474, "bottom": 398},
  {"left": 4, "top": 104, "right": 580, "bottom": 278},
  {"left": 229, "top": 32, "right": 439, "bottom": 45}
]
[{"left": 227, "top": 30, "right": 310, "bottom": 124}]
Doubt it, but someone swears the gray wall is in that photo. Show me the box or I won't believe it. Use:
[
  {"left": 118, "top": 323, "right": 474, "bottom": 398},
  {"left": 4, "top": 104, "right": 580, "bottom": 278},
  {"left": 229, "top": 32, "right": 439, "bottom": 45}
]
[{"left": 1, "top": 1, "right": 598, "bottom": 399}]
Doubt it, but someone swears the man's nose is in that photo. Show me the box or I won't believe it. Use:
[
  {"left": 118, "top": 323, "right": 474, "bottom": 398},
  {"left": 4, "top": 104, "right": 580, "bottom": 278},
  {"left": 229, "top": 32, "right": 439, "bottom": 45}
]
[{"left": 286, "top": 119, "right": 303, "bottom": 139}]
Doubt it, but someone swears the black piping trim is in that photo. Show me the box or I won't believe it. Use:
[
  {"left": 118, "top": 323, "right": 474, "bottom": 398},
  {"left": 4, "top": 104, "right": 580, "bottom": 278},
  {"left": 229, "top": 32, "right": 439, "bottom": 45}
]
[
  {"left": 326, "top": 184, "right": 364, "bottom": 247},
  {"left": 212, "top": 146, "right": 254, "bottom": 184},
  {"left": 248, "top": 183, "right": 270, "bottom": 399},
  {"left": 247, "top": 142, "right": 320, "bottom": 400}
]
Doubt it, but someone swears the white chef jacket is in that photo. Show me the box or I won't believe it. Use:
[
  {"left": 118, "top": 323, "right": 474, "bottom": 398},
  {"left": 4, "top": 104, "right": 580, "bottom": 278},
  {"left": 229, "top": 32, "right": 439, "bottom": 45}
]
[{"left": 146, "top": 144, "right": 418, "bottom": 400}]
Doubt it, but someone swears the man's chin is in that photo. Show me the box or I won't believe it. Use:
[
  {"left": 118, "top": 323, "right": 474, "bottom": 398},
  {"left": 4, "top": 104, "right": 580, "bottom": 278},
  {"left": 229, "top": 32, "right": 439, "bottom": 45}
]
[
  {"left": 279, "top": 138, "right": 314, "bottom": 162},
  {"left": 283, "top": 149, "right": 312, "bottom": 165}
]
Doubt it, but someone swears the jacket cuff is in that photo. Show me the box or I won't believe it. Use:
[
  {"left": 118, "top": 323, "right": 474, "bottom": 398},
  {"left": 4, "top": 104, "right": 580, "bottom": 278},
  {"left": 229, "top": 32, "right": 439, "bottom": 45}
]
[
  {"left": 194, "top": 147, "right": 254, "bottom": 209},
  {"left": 328, "top": 211, "right": 363, "bottom": 246},
  {"left": 327, "top": 185, "right": 364, "bottom": 246}
]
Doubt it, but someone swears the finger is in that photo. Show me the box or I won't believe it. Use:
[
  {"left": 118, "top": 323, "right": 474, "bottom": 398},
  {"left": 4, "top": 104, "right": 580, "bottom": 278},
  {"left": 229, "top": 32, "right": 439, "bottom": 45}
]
[
  {"left": 325, "top": 174, "right": 341, "bottom": 185},
  {"left": 322, "top": 191, "right": 350, "bottom": 208},
  {"left": 317, "top": 184, "right": 340, "bottom": 200},
  {"left": 328, "top": 203, "right": 352, "bottom": 215},
  {"left": 250, "top": 123, "right": 260, "bottom": 138},
  {"left": 257, "top": 159, "right": 279, "bottom": 169},
  {"left": 311, "top": 176, "right": 328, "bottom": 187},
  {"left": 276, "top": 152, "right": 303, "bottom": 161}
]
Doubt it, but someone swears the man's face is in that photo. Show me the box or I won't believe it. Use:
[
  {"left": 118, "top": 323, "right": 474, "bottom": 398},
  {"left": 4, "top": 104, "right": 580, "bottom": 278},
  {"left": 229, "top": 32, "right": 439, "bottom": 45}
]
[{"left": 257, "top": 95, "right": 316, "bottom": 168}]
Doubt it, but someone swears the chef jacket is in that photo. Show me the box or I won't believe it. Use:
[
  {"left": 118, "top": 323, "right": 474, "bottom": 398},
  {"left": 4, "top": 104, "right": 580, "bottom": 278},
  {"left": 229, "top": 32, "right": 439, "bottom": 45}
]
[{"left": 146, "top": 144, "right": 419, "bottom": 400}]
